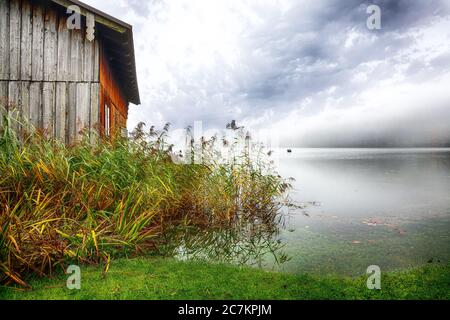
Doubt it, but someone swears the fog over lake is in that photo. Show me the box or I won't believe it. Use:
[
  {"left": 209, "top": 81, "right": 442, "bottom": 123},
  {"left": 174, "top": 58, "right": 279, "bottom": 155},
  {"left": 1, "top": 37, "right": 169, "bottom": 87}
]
[{"left": 273, "top": 148, "right": 450, "bottom": 275}]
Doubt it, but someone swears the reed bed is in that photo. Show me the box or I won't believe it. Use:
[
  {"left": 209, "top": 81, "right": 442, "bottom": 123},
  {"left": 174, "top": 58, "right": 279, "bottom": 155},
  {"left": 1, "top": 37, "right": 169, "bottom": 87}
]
[{"left": 0, "top": 108, "right": 289, "bottom": 287}]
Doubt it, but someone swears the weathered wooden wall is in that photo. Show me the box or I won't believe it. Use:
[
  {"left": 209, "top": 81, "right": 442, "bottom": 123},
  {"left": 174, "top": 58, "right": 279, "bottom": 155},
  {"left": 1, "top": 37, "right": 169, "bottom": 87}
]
[
  {"left": 99, "top": 51, "right": 128, "bottom": 136},
  {"left": 0, "top": 0, "right": 100, "bottom": 143}
]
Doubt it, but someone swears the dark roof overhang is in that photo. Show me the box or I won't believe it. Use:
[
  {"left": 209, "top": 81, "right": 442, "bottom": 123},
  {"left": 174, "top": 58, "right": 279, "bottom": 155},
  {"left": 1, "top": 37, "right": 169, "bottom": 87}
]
[{"left": 51, "top": 0, "right": 141, "bottom": 105}]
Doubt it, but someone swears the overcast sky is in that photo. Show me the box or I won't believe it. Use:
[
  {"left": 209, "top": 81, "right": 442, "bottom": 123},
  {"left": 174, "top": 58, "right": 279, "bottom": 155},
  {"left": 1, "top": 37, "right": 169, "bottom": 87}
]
[{"left": 83, "top": 0, "right": 450, "bottom": 147}]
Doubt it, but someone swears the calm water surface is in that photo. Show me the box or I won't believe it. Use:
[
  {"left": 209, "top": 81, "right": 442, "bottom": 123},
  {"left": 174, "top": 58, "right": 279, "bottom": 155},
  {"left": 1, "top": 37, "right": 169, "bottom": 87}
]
[{"left": 273, "top": 148, "right": 450, "bottom": 275}]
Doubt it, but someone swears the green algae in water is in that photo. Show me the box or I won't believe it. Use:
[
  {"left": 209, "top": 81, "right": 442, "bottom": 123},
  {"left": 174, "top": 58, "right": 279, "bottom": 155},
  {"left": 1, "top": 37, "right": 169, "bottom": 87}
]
[{"left": 274, "top": 215, "right": 450, "bottom": 276}]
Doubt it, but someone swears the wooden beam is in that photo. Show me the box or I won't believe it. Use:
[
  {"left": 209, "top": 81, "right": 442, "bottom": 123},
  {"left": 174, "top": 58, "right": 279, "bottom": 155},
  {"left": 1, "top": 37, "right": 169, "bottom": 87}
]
[
  {"left": 21, "top": 1, "right": 32, "bottom": 80},
  {"left": 51, "top": 0, "right": 128, "bottom": 34},
  {"left": 44, "top": 9, "right": 58, "bottom": 81},
  {"left": 0, "top": 0, "right": 10, "bottom": 80},
  {"left": 9, "top": 0, "right": 21, "bottom": 81},
  {"left": 32, "top": 4, "right": 45, "bottom": 81}
]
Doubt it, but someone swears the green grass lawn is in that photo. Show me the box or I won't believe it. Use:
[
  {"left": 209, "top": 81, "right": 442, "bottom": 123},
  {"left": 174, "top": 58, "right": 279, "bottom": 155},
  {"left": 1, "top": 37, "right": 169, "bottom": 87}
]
[{"left": 1, "top": 258, "right": 449, "bottom": 300}]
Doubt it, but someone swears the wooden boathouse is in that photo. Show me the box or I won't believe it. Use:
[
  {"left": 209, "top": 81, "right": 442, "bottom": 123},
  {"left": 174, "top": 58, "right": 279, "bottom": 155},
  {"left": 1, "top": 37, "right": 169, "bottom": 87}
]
[{"left": 0, "top": 0, "right": 140, "bottom": 142}]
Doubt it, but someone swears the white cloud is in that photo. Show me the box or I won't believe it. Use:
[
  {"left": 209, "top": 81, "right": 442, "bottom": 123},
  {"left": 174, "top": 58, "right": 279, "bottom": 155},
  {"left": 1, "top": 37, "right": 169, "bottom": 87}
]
[
  {"left": 275, "top": 69, "right": 450, "bottom": 147},
  {"left": 82, "top": 0, "right": 450, "bottom": 146}
]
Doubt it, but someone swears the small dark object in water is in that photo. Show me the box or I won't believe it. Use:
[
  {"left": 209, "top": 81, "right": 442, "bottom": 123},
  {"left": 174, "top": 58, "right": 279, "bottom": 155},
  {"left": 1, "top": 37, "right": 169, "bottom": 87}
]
[
  {"left": 287, "top": 149, "right": 292, "bottom": 153},
  {"left": 427, "top": 258, "right": 434, "bottom": 263}
]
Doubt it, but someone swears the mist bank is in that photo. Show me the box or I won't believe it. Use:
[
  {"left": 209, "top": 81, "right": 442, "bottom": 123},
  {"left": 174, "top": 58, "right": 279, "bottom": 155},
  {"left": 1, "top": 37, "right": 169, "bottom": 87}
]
[
  {"left": 285, "top": 125, "right": 450, "bottom": 148},
  {"left": 278, "top": 96, "right": 450, "bottom": 148},
  {"left": 286, "top": 134, "right": 450, "bottom": 148}
]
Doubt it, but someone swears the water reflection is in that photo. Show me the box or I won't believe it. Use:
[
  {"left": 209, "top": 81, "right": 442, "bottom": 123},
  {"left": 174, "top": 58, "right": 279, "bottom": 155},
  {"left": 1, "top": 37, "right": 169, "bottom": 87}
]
[
  {"left": 278, "top": 148, "right": 450, "bottom": 220},
  {"left": 274, "top": 148, "right": 450, "bottom": 275}
]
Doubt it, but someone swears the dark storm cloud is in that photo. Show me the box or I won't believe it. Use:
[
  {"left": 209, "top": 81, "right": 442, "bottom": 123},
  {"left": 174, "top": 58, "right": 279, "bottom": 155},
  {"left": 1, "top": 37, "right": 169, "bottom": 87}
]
[
  {"left": 370, "top": 0, "right": 450, "bottom": 29},
  {"left": 235, "top": 0, "right": 450, "bottom": 112}
]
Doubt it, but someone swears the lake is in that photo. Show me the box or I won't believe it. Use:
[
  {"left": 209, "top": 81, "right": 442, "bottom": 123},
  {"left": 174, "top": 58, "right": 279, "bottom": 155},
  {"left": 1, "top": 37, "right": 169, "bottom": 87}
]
[{"left": 273, "top": 148, "right": 450, "bottom": 276}]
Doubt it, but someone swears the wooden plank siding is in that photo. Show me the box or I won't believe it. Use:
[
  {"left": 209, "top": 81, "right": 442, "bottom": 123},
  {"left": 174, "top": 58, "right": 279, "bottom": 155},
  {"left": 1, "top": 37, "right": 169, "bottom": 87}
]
[
  {"left": 90, "top": 82, "right": 99, "bottom": 143},
  {"left": 21, "top": 1, "right": 32, "bottom": 81},
  {"left": 43, "top": 9, "right": 58, "bottom": 82},
  {"left": 9, "top": 0, "right": 21, "bottom": 81},
  {"left": 55, "top": 82, "right": 67, "bottom": 141},
  {"left": 29, "top": 81, "right": 42, "bottom": 128},
  {"left": 42, "top": 82, "right": 56, "bottom": 135},
  {"left": 56, "top": 15, "right": 70, "bottom": 82},
  {"left": 20, "top": 80, "right": 30, "bottom": 131},
  {"left": 31, "top": 4, "right": 44, "bottom": 81},
  {"left": 7, "top": 81, "right": 20, "bottom": 131},
  {"left": 99, "top": 52, "right": 128, "bottom": 137},
  {"left": 0, "top": 81, "right": 8, "bottom": 127},
  {"left": 0, "top": 0, "right": 10, "bottom": 80},
  {"left": 0, "top": 0, "right": 101, "bottom": 143}
]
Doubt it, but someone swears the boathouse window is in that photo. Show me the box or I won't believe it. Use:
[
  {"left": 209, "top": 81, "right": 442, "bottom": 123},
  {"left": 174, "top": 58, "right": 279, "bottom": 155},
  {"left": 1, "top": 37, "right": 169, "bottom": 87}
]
[{"left": 105, "top": 103, "right": 111, "bottom": 137}]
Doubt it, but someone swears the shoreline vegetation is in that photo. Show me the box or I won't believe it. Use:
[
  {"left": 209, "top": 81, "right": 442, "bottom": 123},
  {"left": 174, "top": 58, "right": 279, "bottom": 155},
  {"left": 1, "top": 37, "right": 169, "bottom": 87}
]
[
  {"left": 0, "top": 108, "right": 290, "bottom": 289},
  {"left": 1, "top": 108, "right": 449, "bottom": 300},
  {"left": 1, "top": 257, "right": 449, "bottom": 300}
]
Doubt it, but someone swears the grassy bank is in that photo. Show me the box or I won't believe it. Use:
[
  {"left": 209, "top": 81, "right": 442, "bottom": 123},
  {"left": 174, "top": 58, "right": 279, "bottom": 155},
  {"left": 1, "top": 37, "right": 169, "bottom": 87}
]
[{"left": 1, "top": 257, "right": 449, "bottom": 300}]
